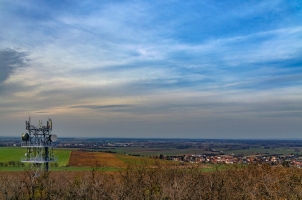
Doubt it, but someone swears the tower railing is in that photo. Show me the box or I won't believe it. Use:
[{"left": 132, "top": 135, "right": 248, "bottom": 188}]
[
  {"left": 21, "top": 157, "right": 58, "bottom": 163},
  {"left": 21, "top": 142, "right": 52, "bottom": 147}
]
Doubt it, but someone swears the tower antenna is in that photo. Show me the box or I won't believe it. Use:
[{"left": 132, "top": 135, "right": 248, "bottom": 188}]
[{"left": 21, "top": 117, "right": 57, "bottom": 173}]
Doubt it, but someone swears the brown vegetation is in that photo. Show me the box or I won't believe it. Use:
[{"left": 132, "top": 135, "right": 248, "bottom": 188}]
[
  {"left": 68, "top": 151, "right": 126, "bottom": 167},
  {"left": 1, "top": 162, "right": 302, "bottom": 199}
]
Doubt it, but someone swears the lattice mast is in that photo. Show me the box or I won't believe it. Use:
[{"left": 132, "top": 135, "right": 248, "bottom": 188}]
[{"left": 21, "top": 117, "right": 57, "bottom": 171}]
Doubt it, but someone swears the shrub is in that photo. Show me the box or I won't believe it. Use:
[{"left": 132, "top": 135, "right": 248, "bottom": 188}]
[{"left": 1, "top": 162, "right": 302, "bottom": 199}]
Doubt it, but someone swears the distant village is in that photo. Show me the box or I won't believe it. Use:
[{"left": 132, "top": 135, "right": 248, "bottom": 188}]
[{"left": 157, "top": 154, "right": 302, "bottom": 168}]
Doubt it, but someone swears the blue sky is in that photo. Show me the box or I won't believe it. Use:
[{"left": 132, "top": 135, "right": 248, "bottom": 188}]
[{"left": 0, "top": 0, "right": 301, "bottom": 138}]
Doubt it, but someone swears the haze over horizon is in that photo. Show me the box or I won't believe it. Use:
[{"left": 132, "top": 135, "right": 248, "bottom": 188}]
[{"left": 0, "top": 1, "right": 301, "bottom": 139}]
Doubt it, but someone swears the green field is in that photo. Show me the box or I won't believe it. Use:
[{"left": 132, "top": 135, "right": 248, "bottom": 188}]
[
  {"left": 53, "top": 148, "right": 72, "bottom": 166},
  {"left": 0, "top": 147, "right": 71, "bottom": 167},
  {"left": 0, "top": 147, "right": 26, "bottom": 162}
]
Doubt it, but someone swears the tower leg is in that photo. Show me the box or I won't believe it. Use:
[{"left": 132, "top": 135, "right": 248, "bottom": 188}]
[{"left": 45, "top": 147, "right": 49, "bottom": 171}]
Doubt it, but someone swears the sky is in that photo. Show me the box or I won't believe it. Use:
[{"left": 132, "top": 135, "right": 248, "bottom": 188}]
[{"left": 0, "top": 0, "right": 301, "bottom": 139}]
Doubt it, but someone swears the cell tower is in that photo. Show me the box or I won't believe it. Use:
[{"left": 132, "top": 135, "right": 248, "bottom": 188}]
[{"left": 21, "top": 117, "right": 58, "bottom": 172}]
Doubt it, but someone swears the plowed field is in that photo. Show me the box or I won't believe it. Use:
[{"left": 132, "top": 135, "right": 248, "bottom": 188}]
[{"left": 68, "top": 151, "right": 126, "bottom": 167}]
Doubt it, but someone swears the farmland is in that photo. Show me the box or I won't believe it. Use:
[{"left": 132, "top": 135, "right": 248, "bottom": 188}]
[
  {"left": 114, "top": 147, "right": 214, "bottom": 156},
  {"left": 113, "top": 146, "right": 300, "bottom": 157},
  {"left": 1, "top": 138, "right": 302, "bottom": 172},
  {"left": 0, "top": 147, "right": 158, "bottom": 171}
]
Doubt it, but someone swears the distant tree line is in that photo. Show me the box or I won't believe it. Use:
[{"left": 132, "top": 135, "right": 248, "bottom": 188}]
[
  {"left": 0, "top": 161, "right": 25, "bottom": 167},
  {"left": 0, "top": 161, "right": 59, "bottom": 168}
]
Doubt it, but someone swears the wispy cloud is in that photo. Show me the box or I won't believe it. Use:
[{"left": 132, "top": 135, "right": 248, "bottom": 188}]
[{"left": 71, "top": 104, "right": 133, "bottom": 110}]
